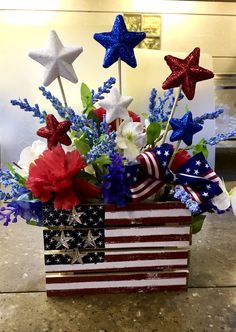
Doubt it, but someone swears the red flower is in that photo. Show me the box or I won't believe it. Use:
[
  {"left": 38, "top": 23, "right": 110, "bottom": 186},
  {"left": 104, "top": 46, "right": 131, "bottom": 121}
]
[
  {"left": 93, "top": 107, "right": 140, "bottom": 131},
  {"left": 26, "top": 146, "right": 100, "bottom": 210},
  {"left": 170, "top": 149, "right": 192, "bottom": 173}
]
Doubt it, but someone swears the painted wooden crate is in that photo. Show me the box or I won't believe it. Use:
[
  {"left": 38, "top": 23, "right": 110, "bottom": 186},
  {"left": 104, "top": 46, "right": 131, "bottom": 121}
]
[{"left": 42, "top": 201, "right": 192, "bottom": 296}]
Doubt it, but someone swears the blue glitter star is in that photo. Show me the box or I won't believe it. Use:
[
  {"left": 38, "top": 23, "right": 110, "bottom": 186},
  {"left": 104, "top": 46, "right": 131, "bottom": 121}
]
[
  {"left": 93, "top": 15, "right": 146, "bottom": 68},
  {"left": 169, "top": 111, "right": 203, "bottom": 146}
]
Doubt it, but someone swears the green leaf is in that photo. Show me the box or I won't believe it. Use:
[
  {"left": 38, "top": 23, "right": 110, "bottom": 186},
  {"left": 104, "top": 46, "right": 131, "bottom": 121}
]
[
  {"left": 6, "top": 163, "right": 26, "bottom": 186},
  {"left": 192, "top": 139, "right": 208, "bottom": 159},
  {"left": 26, "top": 220, "right": 39, "bottom": 226},
  {"left": 185, "top": 105, "right": 190, "bottom": 113},
  {"left": 141, "top": 112, "right": 149, "bottom": 119},
  {"left": 74, "top": 134, "right": 91, "bottom": 156},
  {"left": 80, "top": 82, "right": 95, "bottom": 115},
  {"left": 192, "top": 214, "right": 206, "bottom": 234},
  {"left": 147, "top": 122, "right": 161, "bottom": 146},
  {"left": 76, "top": 170, "right": 98, "bottom": 185},
  {"left": 94, "top": 155, "right": 111, "bottom": 167}
]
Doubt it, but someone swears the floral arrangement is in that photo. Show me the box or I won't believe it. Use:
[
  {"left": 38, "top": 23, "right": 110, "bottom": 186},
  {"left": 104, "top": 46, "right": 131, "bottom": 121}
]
[{"left": 1, "top": 16, "right": 236, "bottom": 234}]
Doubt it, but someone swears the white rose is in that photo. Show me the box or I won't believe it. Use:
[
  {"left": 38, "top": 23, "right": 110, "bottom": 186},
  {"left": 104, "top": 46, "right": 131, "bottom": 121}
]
[{"left": 16, "top": 140, "right": 47, "bottom": 177}]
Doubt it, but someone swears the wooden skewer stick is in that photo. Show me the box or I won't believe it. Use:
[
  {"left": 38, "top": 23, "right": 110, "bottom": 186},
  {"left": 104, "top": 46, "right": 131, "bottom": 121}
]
[
  {"left": 57, "top": 76, "right": 68, "bottom": 108},
  {"left": 116, "top": 58, "right": 122, "bottom": 131},
  {"left": 118, "top": 57, "right": 122, "bottom": 95},
  {"left": 168, "top": 140, "right": 181, "bottom": 169},
  {"left": 161, "top": 85, "right": 182, "bottom": 145}
]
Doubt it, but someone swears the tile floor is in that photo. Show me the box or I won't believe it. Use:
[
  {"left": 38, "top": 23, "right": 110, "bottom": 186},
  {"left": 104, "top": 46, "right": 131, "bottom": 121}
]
[{"left": 0, "top": 184, "right": 236, "bottom": 332}]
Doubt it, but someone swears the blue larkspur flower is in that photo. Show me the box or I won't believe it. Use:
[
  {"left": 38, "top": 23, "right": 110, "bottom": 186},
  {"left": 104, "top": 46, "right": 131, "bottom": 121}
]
[{"left": 101, "top": 152, "right": 131, "bottom": 207}]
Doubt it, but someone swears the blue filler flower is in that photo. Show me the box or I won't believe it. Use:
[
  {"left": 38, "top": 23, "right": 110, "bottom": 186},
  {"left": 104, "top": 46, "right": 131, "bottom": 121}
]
[{"left": 101, "top": 152, "right": 131, "bottom": 207}]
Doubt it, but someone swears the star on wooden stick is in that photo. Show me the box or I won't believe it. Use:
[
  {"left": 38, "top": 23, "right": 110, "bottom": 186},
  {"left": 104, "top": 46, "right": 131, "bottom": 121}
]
[
  {"left": 82, "top": 230, "right": 99, "bottom": 248},
  {"left": 29, "top": 30, "right": 83, "bottom": 86},
  {"left": 162, "top": 47, "right": 214, "bottom": 100},
  {"left": 99, "top": 87, "right": 133, "bottom": 123},
  {"left": 53, "top": 230, "right": 73, "bottom": 249}
]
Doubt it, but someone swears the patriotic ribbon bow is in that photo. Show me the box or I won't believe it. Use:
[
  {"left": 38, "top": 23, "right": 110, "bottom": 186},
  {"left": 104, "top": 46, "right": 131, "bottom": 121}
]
[
  {"left": 125, "top": 144, "right": 223, "bottom": 206},
  {"left": 125, "top": 144, "right": 174, "bottom": 202},
  {"left": 174, "top": 152, "right": 222, "bottom": 206}
]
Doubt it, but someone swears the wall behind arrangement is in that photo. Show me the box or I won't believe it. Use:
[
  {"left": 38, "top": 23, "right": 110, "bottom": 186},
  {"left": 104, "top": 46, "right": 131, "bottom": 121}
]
[{"left": 0, "top": 0, "right": 235, "bottom": 165}]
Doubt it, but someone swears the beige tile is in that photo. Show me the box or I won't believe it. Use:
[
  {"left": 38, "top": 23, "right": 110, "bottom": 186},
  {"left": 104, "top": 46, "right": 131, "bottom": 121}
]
[{"left": 0, "top": 288, "right": 235, "bottom": 332}]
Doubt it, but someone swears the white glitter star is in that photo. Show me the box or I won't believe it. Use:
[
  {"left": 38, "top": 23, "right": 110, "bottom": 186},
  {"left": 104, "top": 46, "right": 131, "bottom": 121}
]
[
  {"left": 202, "top": 192, "right": 209, "bottom": 197},
  {"left": 186, "top": 168, "right": 191, "bottom": 173},
  {"left": 205, "top": 163, "right": 209, "bottom": 169},
  {"left": 195, "top": 160, "right": 202, "bottom": 166},
  {"left": 99, "top": 87, "right": 133, "bottom": 123},
  {"left": 29, "top": 30, "right": 83, "bottom": 86},
  {"left": 194, "top": 169, "right": 199, "bottom": 175}
]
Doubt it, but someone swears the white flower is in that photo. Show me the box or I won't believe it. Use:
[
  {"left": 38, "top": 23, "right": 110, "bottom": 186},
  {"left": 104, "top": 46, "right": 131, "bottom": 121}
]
[
  {"left": 211, "top": 179, "right": 231, "bottom": 211},
  {"left": 16, "top": 140, "right": 47, "bottom": 177},
  {"left": 116, "top": 119, "right": 146, "bottom": 162},
  {"left": 229, "top": 187, "right": 236, "bottom": 216}
]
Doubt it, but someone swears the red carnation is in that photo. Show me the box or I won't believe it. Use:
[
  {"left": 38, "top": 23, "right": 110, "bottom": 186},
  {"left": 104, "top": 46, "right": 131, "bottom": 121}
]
[
  {"left": 26, "top": 146, "right": 100, "bottom": 210},
  {"left": 93, "top": 107, "right": 140, "bottom": 131},
  {"left": 170, "top": 149, "right": 192, "bottom": 173}
]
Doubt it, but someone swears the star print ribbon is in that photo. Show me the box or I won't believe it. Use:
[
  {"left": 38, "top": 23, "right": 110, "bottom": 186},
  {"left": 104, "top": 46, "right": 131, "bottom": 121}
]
[
  {"left": 126, "top": 144, "right": 222, "bottom": 205},
  {"left": 174, "top": 152, "right": 222, "bottom": 205},
  {"left": 125, "top": 144, "right": 174, "bottom": 202}
]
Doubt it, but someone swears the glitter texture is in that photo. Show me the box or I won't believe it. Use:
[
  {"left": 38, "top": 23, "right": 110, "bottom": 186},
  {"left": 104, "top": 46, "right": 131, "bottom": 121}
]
[
  {"left": 162, "top": 47, "right": 214, "bottom": 100},
  {"left": 93, "top": 15, "right": 146, "bottom": 68}
]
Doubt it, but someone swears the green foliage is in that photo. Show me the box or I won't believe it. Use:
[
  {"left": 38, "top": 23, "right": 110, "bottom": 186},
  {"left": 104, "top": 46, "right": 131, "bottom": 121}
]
[
  {"left": 73, "top": 133, "right": 91, "bottom": 155},
  {"left": 76, "top": 170, "right": 98, "bottom": 185},
  {"left": 146, "top": 122, "right": 161, "bottom": 147},
  {"left": 185, "top": 105, "right": 190, "bottom": 113},
  {"left": 192, "top": 214, "right": 206, "bottom": 234},
  {"left": 94, "top": 155, "right": 111, "bottom": 168},
  {"left": 192, "top": 139, "right": 209, "bottom": 159},
  {"left": 6, "top": 163, "right": 26, "bottom": 187},
  {"left": 81, "top": 82, "right": 95, "bottom": 115}
]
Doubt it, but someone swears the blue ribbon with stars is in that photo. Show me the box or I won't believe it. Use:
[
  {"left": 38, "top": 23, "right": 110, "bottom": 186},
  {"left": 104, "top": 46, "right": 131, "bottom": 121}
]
[{"left": 125, "top": 144, "right": 222, "bottom": 206}]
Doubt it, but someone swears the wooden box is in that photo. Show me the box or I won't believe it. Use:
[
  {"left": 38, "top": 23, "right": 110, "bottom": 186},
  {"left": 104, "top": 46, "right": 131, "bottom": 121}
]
[{"left": 43, "top": 201, "right": 192, "bottom": 296}]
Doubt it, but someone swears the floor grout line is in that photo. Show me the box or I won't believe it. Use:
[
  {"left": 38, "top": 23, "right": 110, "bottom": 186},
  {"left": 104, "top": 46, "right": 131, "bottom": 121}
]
[{"left": 1, "top": 285, "right": 236, "bottom": 295}]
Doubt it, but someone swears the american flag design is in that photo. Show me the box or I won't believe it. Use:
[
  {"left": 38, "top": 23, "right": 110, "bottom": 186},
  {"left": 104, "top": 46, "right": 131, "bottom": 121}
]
[
  {"left": 125, "top": 144, "right": 173, "bottom": 202},
  {"left": 175, "top": 152, "right": 222, "bottom": 204},
  {"left": 43, "top": 202, "right": 192, "bottom": 296}
]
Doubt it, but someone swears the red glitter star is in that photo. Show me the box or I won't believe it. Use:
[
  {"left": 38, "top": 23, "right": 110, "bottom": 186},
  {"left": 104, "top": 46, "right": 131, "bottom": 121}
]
[
  {"left": 162, "top": 47, "right": 214, "bottom": 100},
  {"left": 37, "top": 114, "right": 71, "bottom": 149}
]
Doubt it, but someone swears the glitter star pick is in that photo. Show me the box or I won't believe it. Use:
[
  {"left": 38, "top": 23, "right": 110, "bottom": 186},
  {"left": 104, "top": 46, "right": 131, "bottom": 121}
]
[
  {"left": 170, "top": 111, "right": 203, "bottom": 146},
  {"left": 93, "top": 15, "right": 146, "bottom": 68},
  {"left": 37, "top": 114, "right": 71, "bottom": 149},
  {"left": 99, "top": 87, "right": 133, "bottom": 123},
  {"left": 29, "top": 30, "right": 83, "bottom": 86},
  {"left": 53, "top": 230, "right": 73, "bottom": 249},
  {"left": 162, "top": 47, "right": 214, "bottom": 100}
]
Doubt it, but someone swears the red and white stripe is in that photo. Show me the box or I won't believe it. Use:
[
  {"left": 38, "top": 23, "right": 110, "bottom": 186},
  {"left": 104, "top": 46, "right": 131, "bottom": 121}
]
[
  {"left": 203, "top": 170, "right": 220, "bottom": 183},
  {"left": 131, "top": 151, "right": 164, "bottom": 202},
  {"left": 46, "top": 270, "right": 189, "bottom": 296}
]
